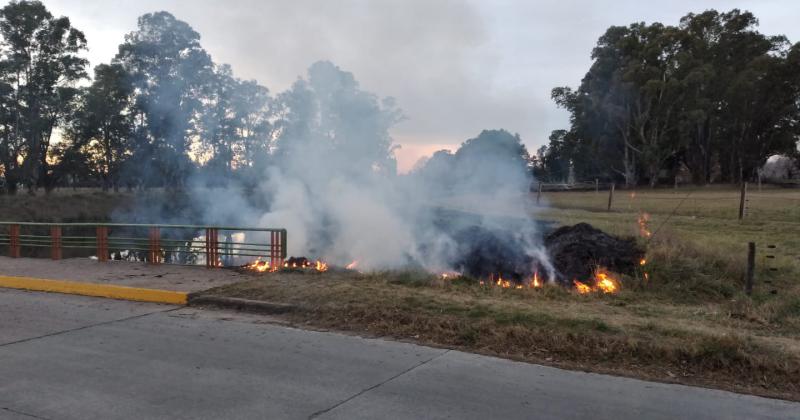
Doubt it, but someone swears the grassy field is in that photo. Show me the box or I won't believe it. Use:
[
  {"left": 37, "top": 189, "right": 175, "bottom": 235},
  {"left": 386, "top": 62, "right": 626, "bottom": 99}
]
[
  {"left": 200, "top": 185, "right": 800, "bottom": 400},
  {"left": 0, "top": 189, "right": 134, "bottom": 223},
  {"left": 542, "top": 184, "right": 800, "bottom": 223},
  {"left": 3, "top": 186, "right": 799, "bottom": 399}
]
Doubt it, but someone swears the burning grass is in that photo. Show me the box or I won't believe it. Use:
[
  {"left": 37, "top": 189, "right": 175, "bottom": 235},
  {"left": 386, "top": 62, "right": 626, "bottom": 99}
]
[
  {"left": 197, "top": 188, "right": 800, "bottom": 401},
  {"left": 11, "top": 187, "right": 799, "bottom": 399},
  {"left": 199, "top": 265, "right": 800, "bottom": 401}
]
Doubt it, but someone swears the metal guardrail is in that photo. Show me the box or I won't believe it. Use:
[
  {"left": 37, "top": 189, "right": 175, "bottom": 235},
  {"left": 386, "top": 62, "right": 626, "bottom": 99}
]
[{"left": 0, "top": 222, "right": 287, "bottom": 268}]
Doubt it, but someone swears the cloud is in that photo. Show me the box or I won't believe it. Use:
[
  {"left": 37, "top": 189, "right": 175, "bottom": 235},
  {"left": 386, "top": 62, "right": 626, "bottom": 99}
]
[{"left": 47, "top": 0, "right": 800, "bottom": 172}]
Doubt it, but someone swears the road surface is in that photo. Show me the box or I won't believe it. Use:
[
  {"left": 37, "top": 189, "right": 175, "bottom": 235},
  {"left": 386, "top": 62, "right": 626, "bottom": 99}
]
[{"left": 1, "top": 288, "right": 798, "bottom": 419}]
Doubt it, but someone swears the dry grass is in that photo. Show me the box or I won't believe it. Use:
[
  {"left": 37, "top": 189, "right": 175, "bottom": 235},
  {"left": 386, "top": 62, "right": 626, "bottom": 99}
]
[
  {"left": 0, "top": 189, "right": 134, "bottom": 223},
  {"left": 5, "top": 187, "right": 800, "bottom": 399},
  {"left": 200, "top": 186, "right": 800, "bottom": 400},
  {"left": 201, "top": 268, "right": 800, "bottom": 401}
]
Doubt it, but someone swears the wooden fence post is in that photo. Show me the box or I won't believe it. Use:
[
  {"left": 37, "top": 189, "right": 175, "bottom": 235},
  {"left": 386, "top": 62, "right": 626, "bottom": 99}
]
[
  {"left": 745, "top": 242, "right": 756, "bottom": 295},
  {"left": 607, "top": 183, "right": 615, "bottom": 212},
  {"left": 738, "top": 182, "right": 748, "bottom": 220},
  {"left": 595, "top": 179, "right": 599, "bottom": 193},
  {"left": 536, "top": 182, "right": 543, "bottom": 205}
]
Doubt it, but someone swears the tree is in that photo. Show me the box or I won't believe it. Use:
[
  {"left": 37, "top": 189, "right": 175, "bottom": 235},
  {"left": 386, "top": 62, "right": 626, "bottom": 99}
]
[
  {"left": 197, "top": 64, "right": 274, "bottom": 183},
  {"left": 550, "top": 9, "right": 800, "bottom": 186},
  {"left": 0, "top": 0, "right": 87, "bottom": 194},
  {"left": 677, "top": 10, "right": 799, "bottom": 183},
  {"left": 537, "top": 130, "right": 572, "bottom": 182},
  {"left": 274, "top": 61, "right": 403, "bottom": 180},
  {"left": 65, "top": 63, "right": 134, "bottom": 191},
  {"left": 230, "top": 79, "right": 273, "bottom": 173},
  {"left": 114, "top": 11, "right": 215, "bottom": 189},
  {"left": 413, "top": 129, "right": 533, "bottom": 194}
]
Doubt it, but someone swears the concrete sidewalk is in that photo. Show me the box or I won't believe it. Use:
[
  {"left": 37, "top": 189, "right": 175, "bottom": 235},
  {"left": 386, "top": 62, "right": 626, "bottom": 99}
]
[
  {"left": 0, "top": 256, "right": 247, "bottom": 293},
  {"left": 1, "top": 288, "right": 798, "bottom": 420},
  {"left": 0, "top": 256, "right": 251, "bottom": 304}
]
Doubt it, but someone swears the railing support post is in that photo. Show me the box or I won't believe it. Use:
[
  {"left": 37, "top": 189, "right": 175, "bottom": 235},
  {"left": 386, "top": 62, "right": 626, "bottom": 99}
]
[
  {"left": 270, "top": 230, "right": 285, "bottom": 268},
  {"left": 280, "top": 229, "right": 287, "bottom": 267},
  {"left": 96, "top": 226, "right": 108, "bottom": 262},
  {"left": 50, "top": 225, "right": 62, "bottom": 260},
  {"left": 9, "top": 224, "right": 20, "bottom": 258},
  {"left": 205, "top": 228, "right": 219, "bottom": 268},
  {"left": 148, "top": 227, "right": 160, "bottom": 264}
]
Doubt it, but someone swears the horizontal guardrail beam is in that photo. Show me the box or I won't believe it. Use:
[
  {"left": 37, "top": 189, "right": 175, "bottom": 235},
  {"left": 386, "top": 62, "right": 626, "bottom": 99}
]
[{"left": 1, "top": 222, "right": 287, "bottom": 268}]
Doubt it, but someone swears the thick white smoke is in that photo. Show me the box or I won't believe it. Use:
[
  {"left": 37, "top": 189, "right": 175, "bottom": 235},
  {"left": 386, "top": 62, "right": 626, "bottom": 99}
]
[{"left": 199, "top": 61, "right": 554, "bottom": 278}]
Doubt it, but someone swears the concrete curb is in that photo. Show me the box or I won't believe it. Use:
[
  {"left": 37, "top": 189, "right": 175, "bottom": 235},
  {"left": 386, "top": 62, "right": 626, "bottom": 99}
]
[
  {"left": 0, "top": 275, "right": 188, "bottom": 305},
  {"left": 187, "top": 295, "right": 297, "bottom": 314}
]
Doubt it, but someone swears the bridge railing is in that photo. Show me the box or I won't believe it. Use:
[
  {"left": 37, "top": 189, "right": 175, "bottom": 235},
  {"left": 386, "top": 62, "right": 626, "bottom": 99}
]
[{"left": 0, "top": 222, "right": 286, "bottom": 268}]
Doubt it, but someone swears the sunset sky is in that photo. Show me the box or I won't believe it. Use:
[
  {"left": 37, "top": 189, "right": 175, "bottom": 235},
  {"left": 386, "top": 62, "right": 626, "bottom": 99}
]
[{"left": 45, "top": 0, "right": 800, "bottom": 172}]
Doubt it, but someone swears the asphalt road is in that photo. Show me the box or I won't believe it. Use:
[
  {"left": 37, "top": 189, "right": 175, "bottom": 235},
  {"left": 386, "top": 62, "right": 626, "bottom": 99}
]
[{"left": 1, "top": 288, "right": 798, "bottom": 420}]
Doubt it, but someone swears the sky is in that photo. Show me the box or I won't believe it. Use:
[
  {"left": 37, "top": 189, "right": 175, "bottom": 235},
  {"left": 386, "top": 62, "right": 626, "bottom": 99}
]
[{"left": 43, "top": 0, "right": 800, "bottom": 172}]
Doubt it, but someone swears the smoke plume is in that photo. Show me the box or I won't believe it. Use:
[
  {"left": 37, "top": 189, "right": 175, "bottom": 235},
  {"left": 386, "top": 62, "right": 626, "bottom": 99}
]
[{"left": 122, "top": 60, "right": 554, "bottom": 280}]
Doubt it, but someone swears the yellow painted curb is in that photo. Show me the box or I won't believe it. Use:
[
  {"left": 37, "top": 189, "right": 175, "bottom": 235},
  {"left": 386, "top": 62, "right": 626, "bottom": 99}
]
[{"left": 0, "top": 276, "right": 188, "bottom": 305}]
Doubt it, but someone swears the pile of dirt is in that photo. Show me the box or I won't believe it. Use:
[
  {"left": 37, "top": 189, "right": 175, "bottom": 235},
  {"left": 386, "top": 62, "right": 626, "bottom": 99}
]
[{"left": 544, "top": 223, "right": 643, "bottom": 283}]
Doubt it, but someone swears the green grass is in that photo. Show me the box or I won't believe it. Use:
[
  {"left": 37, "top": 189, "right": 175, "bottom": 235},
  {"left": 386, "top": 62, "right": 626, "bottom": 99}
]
[{"left": 541, "top": 185, "right": 800, "bottom": 223}]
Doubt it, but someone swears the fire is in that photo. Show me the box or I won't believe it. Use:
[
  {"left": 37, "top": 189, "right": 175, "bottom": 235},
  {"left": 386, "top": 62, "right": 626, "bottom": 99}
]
[
  {"left": 479, "top": 273, "right": 544, "bottom": 289},
  {"left": 637, "top": 212, "right": 652, "bottom": 238},
  {"left": 595, "top": 271, "right": 618, "bottom": 293},
  {"left": 246, "top": 257, "right": 329, "bottom": 273},
  {"left": 639, "top": 257, "right": 650, "bottom": 282},
  {"left": 573, "top": 268, "right": 620, "bottom": 294},
  {"left": 440, "top": 272, "right": 460, "bottom": 280},
  {"left": 573, "top": 280, "right": 592, "bottom": 294},
  {"left": 530, "top": 272, "right": 542, "bottom": 288},
  {"left": 495, "top": 275, "right": 512, "bottom": 288},
  {"left": 246, "top": 259, "right": 276, "bottom": 273},
  {"left": 635, "top": 211, "right": 652, "bottom": 281},
  {"left": 346, "top": 260, "right": 359, "bottom": 270}
]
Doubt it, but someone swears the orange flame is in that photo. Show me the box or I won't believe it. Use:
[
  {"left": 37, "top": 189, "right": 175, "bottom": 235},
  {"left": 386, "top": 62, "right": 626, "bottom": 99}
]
[
  {"left": 573, "top": 268, "right": 620, "bottom": 294},
  {"left": 248, "top": 258, "right": 328, "bottom": 272},
  {"left": 638, "top": 212, "right": 652, "bottom": 238},
  {"left": 246, "top": 259, "right": 277, "bottom": 273},
  {"left": 639, "top": 258, "right": 650, "bottom": 282},
  {"left": 573, "top": 280, "right": 592, "bottom": 294},
  {"left": 530, "top": 272, "right": 542, "bottom": 288},
  {"left": 346, "top": 260, "right": 359, "bottom": 270},
  {"left": 495, "top": 275, "right": 512, "bottom": 288},
  {"left": 594, "top": 271, "right": 618, "bottom": 293}
]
